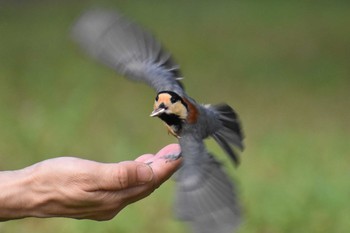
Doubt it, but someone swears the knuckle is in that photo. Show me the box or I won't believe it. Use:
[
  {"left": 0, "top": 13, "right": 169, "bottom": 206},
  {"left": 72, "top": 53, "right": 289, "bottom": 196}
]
[{"left": 115, "top": 166, "right": 130, "bottom": 189}]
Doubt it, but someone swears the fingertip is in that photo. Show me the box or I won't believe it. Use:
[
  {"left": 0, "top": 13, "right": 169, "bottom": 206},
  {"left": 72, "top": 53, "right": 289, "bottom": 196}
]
[{"left": 155, "top": 143, "right": 181, "bottom": 158}]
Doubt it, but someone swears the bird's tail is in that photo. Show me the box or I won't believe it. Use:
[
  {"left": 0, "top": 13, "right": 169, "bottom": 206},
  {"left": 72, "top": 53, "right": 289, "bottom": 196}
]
[
  {"left": 174, "top": 155, "right": 241, "bottom": 233},
  {"left": 211, "top": 104, "right": 244, "bottom": 165}
]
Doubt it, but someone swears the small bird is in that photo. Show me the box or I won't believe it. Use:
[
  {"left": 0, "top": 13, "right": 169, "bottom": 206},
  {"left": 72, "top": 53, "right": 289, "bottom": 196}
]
[{"left": 72, "top": 9, "right": 244, "bottom": 233}]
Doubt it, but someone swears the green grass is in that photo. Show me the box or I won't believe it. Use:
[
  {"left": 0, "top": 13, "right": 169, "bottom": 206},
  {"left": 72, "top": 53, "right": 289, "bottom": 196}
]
[{"left": 0, "top": 1, "right": 349, "bottom": 233}]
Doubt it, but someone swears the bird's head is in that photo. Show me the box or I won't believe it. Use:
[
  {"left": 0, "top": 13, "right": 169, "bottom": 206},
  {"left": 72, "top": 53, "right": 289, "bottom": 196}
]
[
  {"left": 150, "top": 91, "right": 198, "bottom": 137},
  {"left": 150, "top": 91, "right": 188, "bottom": 120}
]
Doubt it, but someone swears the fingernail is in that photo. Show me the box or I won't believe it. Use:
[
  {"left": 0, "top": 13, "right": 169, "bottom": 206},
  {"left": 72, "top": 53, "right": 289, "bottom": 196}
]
[{"left": 137, "top": 165, "right": 154, "bottom": 184}]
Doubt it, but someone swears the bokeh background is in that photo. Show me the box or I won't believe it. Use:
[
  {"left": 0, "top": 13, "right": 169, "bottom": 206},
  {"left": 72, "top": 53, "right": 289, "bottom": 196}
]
[{"left": 0, "top": 1, "right": 349, "bottom": 233}]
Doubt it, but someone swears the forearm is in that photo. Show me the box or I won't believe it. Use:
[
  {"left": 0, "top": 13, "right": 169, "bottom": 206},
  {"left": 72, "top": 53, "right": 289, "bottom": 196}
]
[{"left": 0, "top": 166, "right": 37, "bottom": 221}]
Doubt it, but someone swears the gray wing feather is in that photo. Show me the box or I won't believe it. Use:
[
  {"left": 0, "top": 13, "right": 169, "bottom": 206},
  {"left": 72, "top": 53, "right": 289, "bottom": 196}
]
[
  {"left": 71, "top": 8, "right": 184, "bottom": 95},
  {"left": 174, "top": 155, "right": 241, "bottom": 233}
]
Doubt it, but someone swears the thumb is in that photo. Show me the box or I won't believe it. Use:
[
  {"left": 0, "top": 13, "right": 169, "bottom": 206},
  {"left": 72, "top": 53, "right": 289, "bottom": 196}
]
[{"left": 98, "top": 161, "right": 154, "bottom": 190}]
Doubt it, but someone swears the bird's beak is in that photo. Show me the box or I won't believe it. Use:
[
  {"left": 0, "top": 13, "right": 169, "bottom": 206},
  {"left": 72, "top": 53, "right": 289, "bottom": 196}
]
[{"left": 150, "top": 107, "right": 166, "bottom": 117}]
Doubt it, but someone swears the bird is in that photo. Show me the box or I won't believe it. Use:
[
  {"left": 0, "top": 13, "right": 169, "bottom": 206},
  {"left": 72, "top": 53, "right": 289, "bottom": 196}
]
[{"left": 71, "top": 8, "right": 244, "bottom": 233}]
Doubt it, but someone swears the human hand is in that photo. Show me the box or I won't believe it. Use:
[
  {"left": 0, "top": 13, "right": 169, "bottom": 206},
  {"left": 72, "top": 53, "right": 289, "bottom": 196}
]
[{"left": 0, "top": 144, "right": 182, "bottom": 221}]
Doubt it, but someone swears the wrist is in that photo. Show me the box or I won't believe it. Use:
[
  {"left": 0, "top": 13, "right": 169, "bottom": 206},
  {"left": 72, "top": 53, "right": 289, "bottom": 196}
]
[{"left": 0, "top": 166, "right": 38, "bottom": 221}]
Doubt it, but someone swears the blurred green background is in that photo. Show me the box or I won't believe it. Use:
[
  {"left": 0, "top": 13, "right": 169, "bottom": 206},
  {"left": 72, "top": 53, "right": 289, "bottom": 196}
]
[{"left": 0, "top": 1, "right": 349, "bottom": 233}]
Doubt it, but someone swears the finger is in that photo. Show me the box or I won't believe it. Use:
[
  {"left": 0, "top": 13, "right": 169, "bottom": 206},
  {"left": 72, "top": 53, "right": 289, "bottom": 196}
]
[
  {"left": 150, "top": 144, "right": 182, "bottom": 187},
  {"left": 96, "top": 161, "right": 154, "bottom": 191},
  {"left": 155, "top": 143, "right": 181, "bottom": 159},
  {"left": 136, "top": 143, "right": 181, "bottom": 165},
  {"left": 119, "top": 144, "right": 182, "bottom": 200},
  {"left": 134, "top": 154, "right": 154, "bottom": 163}
]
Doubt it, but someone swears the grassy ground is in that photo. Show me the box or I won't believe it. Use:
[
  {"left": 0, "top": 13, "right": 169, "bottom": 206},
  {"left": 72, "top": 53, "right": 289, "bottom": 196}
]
[{"left": 0, "top": 1, "right": 349, "bottom": 233}]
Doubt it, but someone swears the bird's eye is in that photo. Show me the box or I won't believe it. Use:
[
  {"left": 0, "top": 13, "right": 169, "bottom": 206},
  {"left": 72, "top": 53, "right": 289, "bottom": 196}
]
[
  {"left": 170, "top": 96, "right": 177, "bottom": 103},
  {"left": 155, "top": 95, "right": 159, "bottom": 101}
]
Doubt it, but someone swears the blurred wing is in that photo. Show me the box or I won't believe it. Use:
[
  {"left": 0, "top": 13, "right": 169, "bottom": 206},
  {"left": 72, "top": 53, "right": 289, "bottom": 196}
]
[
  {"left": 71, "top": 8, "right": 184, "bottom": 95},
  {"left": 175, "top": 155, "right": 241, "bottom": 233}
]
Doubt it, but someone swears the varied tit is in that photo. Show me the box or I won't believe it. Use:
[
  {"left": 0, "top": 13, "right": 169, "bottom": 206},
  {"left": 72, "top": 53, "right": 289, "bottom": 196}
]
[{"left": 72, "top": 9, "right": 244, "bottom": 233}]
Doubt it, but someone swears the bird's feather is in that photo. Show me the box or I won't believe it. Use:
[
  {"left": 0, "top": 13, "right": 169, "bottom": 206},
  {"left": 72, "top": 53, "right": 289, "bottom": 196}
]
[
  {"left": 210, "top": 104, "right": 244, "bottom": 165},
  {"left": 71, "top": 8, "right": 184, "bottom": 95},
  {"left": 174, "top": 155, "right": 241, "bottom": 233}
]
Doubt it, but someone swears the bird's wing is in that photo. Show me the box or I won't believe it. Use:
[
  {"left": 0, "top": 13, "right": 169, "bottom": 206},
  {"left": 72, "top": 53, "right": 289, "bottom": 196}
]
[
  {"left": 174, "top": 154, "right": 241, "bottom": 233},
  {"left": 71, "top": 8, "right": 185, "bottom": 95}
]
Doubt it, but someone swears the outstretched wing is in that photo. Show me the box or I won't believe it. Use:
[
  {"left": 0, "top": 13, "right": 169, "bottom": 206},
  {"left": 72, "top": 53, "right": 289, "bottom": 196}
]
[{"left": 71, "top": 8, "right": 185, "bottom": 95}]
